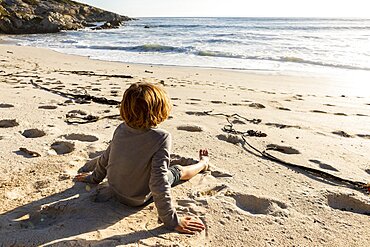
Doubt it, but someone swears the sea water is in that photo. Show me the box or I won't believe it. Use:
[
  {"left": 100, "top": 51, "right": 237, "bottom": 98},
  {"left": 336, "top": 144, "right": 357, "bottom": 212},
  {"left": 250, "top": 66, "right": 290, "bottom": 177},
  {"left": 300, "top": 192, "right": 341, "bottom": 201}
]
[{"left": 5, "top": 17, "right": 370, "bottom": 76}]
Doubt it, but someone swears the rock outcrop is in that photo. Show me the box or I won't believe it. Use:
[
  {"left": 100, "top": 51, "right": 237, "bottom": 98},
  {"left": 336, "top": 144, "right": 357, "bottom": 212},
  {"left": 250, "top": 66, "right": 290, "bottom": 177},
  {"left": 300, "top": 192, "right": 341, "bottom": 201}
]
[{"left": 0, "top": 0, "right": 131, "bottom": 34}]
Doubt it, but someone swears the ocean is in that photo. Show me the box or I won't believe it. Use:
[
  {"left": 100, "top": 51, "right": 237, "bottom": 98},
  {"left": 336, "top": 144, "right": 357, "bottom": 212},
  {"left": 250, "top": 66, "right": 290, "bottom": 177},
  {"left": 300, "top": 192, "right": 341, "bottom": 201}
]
[{"left": 4, "top": 17, "right": 370, "bottom": 76}]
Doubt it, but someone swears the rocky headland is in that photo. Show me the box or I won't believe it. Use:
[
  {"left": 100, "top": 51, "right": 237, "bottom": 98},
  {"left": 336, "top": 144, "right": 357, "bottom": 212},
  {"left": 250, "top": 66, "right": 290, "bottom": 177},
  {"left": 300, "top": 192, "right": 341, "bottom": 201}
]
[{"left": 0, "top": 0, "right": 131, "bottom": 34}]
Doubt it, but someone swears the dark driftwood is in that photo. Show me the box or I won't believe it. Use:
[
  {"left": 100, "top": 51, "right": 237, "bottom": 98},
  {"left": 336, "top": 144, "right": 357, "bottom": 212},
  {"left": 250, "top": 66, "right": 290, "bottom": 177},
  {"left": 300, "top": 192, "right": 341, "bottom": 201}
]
[
  {"left": 0, "top": 73, "right": 39, "bottom": 78},
  {"left": 66, "top": 114, "right": 120, "bottom": 125},
  {"left": 57, "top": 70, "right": 133, "bottom": 79},
  {"left": 204, "top": 110, "right": 369, "bottom": 192},
  {"left": 30, "top": 80, "right": 120, "bottom": 105},
  {"left": 31, "top": 80, "right": 122, "bottom": 124}
]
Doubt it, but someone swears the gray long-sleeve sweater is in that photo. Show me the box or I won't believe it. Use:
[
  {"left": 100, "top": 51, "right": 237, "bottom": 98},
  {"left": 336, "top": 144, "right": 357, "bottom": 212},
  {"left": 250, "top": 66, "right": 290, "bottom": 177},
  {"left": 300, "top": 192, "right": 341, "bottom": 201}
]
[{"left": 88, "top": 123, "right": 179, "bottom": 229}]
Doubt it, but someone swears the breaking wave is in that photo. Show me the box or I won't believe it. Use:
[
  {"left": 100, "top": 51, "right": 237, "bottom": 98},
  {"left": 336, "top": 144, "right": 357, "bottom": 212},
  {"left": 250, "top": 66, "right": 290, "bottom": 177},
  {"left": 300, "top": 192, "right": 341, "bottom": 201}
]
[
  {"left": 76, "top": 44, "right": 192, "bottom": 53},
  {"left": 75, "top": 43, "right": 370, "bottom": 71}
]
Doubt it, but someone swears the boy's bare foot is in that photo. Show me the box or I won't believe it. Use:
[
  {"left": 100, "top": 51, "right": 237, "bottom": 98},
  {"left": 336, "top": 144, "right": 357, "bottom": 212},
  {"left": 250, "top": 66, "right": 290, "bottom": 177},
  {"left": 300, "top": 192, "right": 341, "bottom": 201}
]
[
  {"left": 179, "top": 149, "right": 210, "bottom": 180},
  {"left": 175, "top": 216, "right": 205, "bottom": 234},
  {"left": 199, "top": 149, "right": 210, "bottom": 171}
]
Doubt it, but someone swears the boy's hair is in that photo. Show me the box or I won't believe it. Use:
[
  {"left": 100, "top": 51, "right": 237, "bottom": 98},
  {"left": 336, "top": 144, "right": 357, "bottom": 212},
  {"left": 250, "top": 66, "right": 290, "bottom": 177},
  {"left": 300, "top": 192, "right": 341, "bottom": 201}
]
[{"left": 120, "top": 82, "right": 171, "bottom": 129}]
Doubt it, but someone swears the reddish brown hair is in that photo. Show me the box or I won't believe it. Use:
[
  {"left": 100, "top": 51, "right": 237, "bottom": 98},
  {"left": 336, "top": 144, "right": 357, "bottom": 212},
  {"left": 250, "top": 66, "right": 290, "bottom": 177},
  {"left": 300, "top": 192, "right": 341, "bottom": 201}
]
[{"left": 120, "top": 83, "right": 171, "bottom": 129}]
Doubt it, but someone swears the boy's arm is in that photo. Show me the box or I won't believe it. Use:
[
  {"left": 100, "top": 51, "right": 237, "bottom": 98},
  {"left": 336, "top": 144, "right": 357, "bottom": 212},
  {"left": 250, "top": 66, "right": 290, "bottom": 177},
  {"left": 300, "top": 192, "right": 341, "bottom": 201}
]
[
  {"left": 149, "top": 134, "right": 180, "bottom": 230},
  {"left": 80, "top": 144, "right": 111, "bottom": 184}
]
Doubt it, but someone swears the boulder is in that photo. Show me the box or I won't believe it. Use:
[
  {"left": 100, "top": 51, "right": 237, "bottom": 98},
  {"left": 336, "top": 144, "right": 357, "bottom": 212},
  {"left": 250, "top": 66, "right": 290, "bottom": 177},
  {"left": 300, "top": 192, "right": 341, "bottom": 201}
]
[{"left": 92, "top": 18, "right": 122, "bottom": 30}]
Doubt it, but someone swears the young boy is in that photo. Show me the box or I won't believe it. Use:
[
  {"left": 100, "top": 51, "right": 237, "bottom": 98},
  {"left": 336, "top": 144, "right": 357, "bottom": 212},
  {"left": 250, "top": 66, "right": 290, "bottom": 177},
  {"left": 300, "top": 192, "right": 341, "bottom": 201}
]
[{"left": 75, "top": 82, "right": 208, "bottom": 234}]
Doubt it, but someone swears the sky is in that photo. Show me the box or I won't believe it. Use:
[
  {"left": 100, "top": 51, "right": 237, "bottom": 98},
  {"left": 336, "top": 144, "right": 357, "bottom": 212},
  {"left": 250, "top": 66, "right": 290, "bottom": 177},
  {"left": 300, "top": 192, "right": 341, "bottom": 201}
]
[{"left": 76, "top": 0, "right": 370, "bottom": 18}]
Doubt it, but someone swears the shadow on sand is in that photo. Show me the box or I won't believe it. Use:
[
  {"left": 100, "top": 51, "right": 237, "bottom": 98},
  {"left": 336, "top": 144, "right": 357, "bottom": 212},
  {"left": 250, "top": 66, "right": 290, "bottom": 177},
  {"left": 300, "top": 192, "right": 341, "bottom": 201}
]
[{"left": 0, "top": 182, "right": 168, "bottom": 246}]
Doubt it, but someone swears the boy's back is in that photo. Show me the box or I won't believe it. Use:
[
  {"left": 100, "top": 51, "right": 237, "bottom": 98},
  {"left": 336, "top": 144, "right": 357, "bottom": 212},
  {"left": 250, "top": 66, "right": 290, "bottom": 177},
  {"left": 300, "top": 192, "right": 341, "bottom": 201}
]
[{"left": 88, "top": 123, "right": 179, "bottom": 228}]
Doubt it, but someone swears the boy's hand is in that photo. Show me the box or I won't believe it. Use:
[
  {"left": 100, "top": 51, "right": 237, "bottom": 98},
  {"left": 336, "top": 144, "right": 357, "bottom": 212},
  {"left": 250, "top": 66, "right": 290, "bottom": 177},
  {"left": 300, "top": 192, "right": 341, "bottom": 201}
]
[
  {"left": 74, "top": 172, "right": 90, "bottom": 183},
  {"left": 175, "top": 216, "right": 205, "bottom": 234}
]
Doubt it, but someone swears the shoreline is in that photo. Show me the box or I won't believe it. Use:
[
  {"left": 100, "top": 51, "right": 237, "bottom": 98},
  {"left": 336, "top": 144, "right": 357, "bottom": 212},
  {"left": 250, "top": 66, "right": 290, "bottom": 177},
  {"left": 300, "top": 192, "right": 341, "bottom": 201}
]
[
  {"left": 0, "top": 44, "right": 369, "bottom": 246},
  {"left": 2, "top": 36, "right": 370, "bottom": 88}
]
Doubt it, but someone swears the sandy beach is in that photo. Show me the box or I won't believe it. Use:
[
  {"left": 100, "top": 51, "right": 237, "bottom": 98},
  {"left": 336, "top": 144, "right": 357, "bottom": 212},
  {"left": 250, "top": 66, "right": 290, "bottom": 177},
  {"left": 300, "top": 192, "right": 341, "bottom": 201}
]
[{"left": 0, "top": 44, "right": 369, "bottom": 246}]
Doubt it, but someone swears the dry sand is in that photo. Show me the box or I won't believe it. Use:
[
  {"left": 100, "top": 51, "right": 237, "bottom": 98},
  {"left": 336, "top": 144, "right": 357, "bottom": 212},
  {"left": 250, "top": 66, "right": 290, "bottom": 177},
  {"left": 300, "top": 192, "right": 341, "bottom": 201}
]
[{"left": 0, "top": 45, "right": 369, "bottom": 246}]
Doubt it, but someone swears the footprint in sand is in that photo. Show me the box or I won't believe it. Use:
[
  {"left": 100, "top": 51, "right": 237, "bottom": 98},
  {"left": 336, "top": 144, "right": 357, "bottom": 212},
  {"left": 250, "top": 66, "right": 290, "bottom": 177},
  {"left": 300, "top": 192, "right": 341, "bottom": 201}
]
[
  {"left": 293, "top": 96, "right": 304, "bottom": 101},
  {"left": 62, "top": 133, "right": 99, "bottom": 142},
  {"left": 334, "top": 113, "right": 347, "bottom": 116},
  {"left": 249, "top": 103, "right": 265, "bottom": 109},
  {"left": 229, "top": 103, "right": 245, "bottom": 106},
  {"left": 217, "top": 134, "right": 243, "bottom": 145},
  {"left": 356, "top": 114, "right": 368, "bottom": 117},
  {"left": 326, "top": 192, "right": 370, "bottom": 215},
  {"left": 332, "top": 131, "right": 352, "bottom": 138},
  {"left": 16, "top": 148, "right": 41, "bottom": 158},
  {"left": 309, "top": 159, "right": 339, "bottom": 172},
  {"left": 277, "top": 107, "right": 291, "bottom": 111},
  {"left": 261, "top": 90, "right": 276, "bottom": 95},
  {"left": 186, "top": 102, "right": 200, "bottom": 105},
  {"left": 210, "top": 100, "right": 226, "bottom": 104},
  {"left": 51, "top": 81, "right": 63, "bottom": 85},
  {"left": 38, "top": 105, "right": 58, "bottom": 110},
  {"left": 185, "top": 111, "right": 207, "bottom": 116},
  {"left": 265, "top": 123, "right": 301, "bottom": 129},
  {"left": 0, "top": 119, "right": 19, "bottom": 128},
  {"left": 177, "top": 125, "right": 204, "bottom": 132},
  {"left": 365, "top": 169, "right": 370, "bottom": 175},
  {"left": 226, "top": 192, "right": 289, "bottom": 217},
  {"left": 266, "top": 144, "right": 300, "bottom": 154},
  {"left": 21, "top": 128, "right": 46, "bottom": 138},
  {"left": 210, "top": 170, "right": 233, "bottom": 178},
  {"left": 311, "top": 110, "right": 327, "bottom": 114},
  {"left": 51, "top": 141, "right": 75, "bottom": 155},
  {"left": 0, "top": 103, "right": 14, "bottom": 108},
  {"left": 357, "top": 134, "right": 370, "bottom": 139},
  {"left": 324, "top": 104, "right": 335, "bottom": 106}
]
